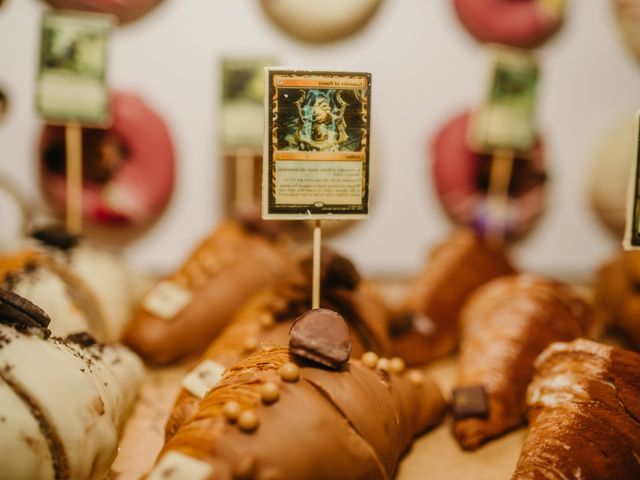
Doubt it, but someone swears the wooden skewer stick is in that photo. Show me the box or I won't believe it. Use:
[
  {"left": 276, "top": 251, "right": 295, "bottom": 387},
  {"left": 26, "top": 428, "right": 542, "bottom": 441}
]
[
  {"left": 65, "top": 121, "right": 83, "bottom": 234},
  {"left": 235, "top": 148, "right": 255, "bottom": 209},
  {"left": 486, "top": 148, "right": 515, "bottom": 245},
  {"left": 312, "top": 219, "right": 322, "bottom": 309}
]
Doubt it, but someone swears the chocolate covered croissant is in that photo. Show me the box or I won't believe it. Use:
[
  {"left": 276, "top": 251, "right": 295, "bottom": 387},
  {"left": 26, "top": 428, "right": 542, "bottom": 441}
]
[
  {"left": 0, "top": 289, "right": 145, "bottom": 480},
  {"left": 125, "top": 217, "right": 296, "bottom": 364},
  {"left": 390, "top": 228, "right": 515, "bottom": 365},
  {"left": 165, "top": 248, "right": 393, "bottom": 439},
  {"left": 150, "top": 341, "right": 445, "bottom": 480},
  {"left": 452, "top": 275, "right": 598, "bottom": 450},
  {"left": 595, "top": 250, "right": 640, "bottom": 349},
  {"left": 512, "top": 339, "right": 640, "bottom": 479}
]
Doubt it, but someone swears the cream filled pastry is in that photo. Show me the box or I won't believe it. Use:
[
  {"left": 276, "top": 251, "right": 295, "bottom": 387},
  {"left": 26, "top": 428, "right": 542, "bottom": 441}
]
[{"left": 0, "top": 289, "right": 145, "bottom": 480}]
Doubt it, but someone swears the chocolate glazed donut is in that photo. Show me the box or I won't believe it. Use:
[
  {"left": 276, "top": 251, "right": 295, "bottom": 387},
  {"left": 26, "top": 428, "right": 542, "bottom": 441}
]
[
  {"left": 431, "top": 110, "right": 547, "bottom": 240},
  {"left": 39, "top": 91, "right": 175, "bottom": 227},
  {"left": 453, "top": 0, "right": 565, "bottom": 49}
]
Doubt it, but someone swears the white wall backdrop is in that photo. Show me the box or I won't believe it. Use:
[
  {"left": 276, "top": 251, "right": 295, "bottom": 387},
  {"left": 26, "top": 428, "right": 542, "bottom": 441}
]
[{"left": 0, "top": 0, "right": 638, "bottom": 279}]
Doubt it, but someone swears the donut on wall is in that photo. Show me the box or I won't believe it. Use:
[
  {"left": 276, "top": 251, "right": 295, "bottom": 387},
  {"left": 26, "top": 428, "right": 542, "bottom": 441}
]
[
  {"left": 259, "top": 0, "right": 383, "bottom": 43},
  {"left": 432, "top": 111, "right": 547, "bottom": 239},
  {"left": 613, "top": 0, "right": 640, "bottom": 61},
  {"left": 39, "top": 91, "right": 175, "bottom": 227},
  {"left": 42, "top": 0, "right": 163, "bottom": 24},
  {"left": 452, "top": 0, "right": 565, "bottom": 48}
]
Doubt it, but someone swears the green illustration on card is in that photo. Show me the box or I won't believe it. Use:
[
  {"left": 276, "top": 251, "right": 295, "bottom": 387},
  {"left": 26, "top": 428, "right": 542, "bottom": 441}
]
[{"left": 36, "top": 12, "right": 114, "bottom": 126}]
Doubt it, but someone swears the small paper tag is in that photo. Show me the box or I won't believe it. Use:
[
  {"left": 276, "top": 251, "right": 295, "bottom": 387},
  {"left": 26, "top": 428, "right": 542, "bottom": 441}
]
[
  {"left": 468, "top": 46, "right": 539, "bottom": 153},
  {"left": 142, "top": 281, "right": 192, "bottom": 321},
  {"left": 148, "top": 451, "right": 212, "bottom": 480},
  {"left": 181, "top": 360, "right": 226, "bottom": 399},
  {"left": 623, "top": 112, "right": 640, "bottom": 250},
  {"left": 36, "top": 11, "right": 115, "bottom": 127},
  {"left": 263, "top": 68, "right": 371, "bottom": 220},
  {"left": 537, "top": 0, "right": 565, "bottom": 19}
]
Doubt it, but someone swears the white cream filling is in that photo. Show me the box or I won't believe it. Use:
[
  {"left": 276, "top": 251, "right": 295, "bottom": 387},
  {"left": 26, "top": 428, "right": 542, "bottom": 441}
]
[{"left": 148, "top": 451, "right": 213, "bottom": 480}]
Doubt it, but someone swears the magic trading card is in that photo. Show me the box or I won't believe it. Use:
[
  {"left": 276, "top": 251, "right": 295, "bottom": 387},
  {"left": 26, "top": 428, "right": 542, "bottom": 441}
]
[
  {"left": 623, "top": 112, "right": 640, "bottom": 249},
  {"left": 468, "top": 46, "right": 539, "bottom": 153},
  {"left": 263, "top": 69, "right": 371, "bottom": 219},
  {"left": 36, "top": 11, "right": 114, "bottom": 126},
  {"left": 220, "top": 57, "right": 275, "bottom": 151}
]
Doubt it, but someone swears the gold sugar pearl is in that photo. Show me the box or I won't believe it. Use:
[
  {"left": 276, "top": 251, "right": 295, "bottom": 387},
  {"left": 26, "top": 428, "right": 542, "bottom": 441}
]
[
  {"left": 361, "top": 351, "right": 379, "bottom": 369},
  {"left": 238, "top": 409, "right": 259, "bottom": 433},
  {"left": 200, "top": 252, "right": 220, "bottom": 274},
  {"left": 223, "top": 400, "right": 241, "bottom": 421},
  {"left": 279, "top": 362, "right": 300, "bottom": 382},
  {"left": 259, "top": 313, "right": 275, "bottom": 329},
  {"left": 260, "top": 381, "right": 280, "bottom": 404},
  {"left": 407, "top": 370, "right": 424, "bottom": 386},
  {"left": 376, "top": 357, "right": 390, "bottom": 371},
  {"left": 389, "top": 357, "right": 405, "bottom": 374},
  {"left": 243, "top": 336, "right": 258, "bottom": 352}
]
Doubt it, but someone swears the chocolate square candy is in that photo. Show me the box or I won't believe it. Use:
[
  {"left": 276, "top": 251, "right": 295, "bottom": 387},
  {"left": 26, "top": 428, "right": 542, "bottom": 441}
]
[{"left": 452, "top": 385, "right": 489, "bottom": 419}]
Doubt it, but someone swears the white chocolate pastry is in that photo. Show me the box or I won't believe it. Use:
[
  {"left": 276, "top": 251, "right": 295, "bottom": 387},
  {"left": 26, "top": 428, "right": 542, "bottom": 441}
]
[
  {"left": 1, "top": 252, "right": 105, "bottom": 340},
  {"left": 0, "top": 294, "right": 145, "bottom": 480},
  {"left": 29, "top": 227, "right": 135, "bottom": 342}
]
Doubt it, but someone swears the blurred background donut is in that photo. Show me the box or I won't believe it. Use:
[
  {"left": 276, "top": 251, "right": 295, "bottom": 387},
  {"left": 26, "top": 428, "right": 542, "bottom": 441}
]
[
  {"left": 259, "top": 0, "right": 383, "bottom": 43},
  {"left": 613, "top": 0, "right": 640, "bottom": 61},
  {"left": 588, "top": 116, "right": 635, "bottom": 236},
  {"left": 42, "top": 0, "right": 164, "bottom": 24},
  {"left": 452, "top": 0, "right": 565, "bottom": 48},
  {"left": 39, "top": 91, "right": 175, "bottom": 227},
  {"left": 431, "top": 110, "right": 547, "bottom": 239}
]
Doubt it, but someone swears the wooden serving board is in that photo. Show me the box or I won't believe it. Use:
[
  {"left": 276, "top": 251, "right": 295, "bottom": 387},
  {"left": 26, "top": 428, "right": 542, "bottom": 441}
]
[{"left": 109, "top": 355, "right": 526, "bottom": 479}]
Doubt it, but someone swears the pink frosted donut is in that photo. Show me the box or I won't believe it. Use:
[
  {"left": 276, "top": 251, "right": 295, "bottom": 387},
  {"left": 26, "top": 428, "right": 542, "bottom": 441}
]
[
  {"left": 39, "top": 91, "right": 175, "bottom": 226},
  {"left": 453, "top": 0, "right": 565, "bottom": 48},
  {"left": 431, "top": 111, "right": 547, "bottom": 238},
  {"left": 42, "top": 0, "right": 163, "bottom": 24}
]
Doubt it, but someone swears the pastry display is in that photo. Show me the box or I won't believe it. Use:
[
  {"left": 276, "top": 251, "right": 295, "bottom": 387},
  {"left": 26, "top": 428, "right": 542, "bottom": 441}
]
[
  {"left": 42, "top": 0, "right": 164, "bottom": 24},
  {"left": 124, "top": 217, "right": 296, "bottom": 365},
  {"left": 390, "top": 229, "right": 515, "bottom": 366},
  {"left": 453, "top": 0, "right": 565, "bottom": 49},
  {"left": 150, "top": 311, "right": 446, "bottom": 480},
  {"left": 40, "top": 92, "right": 175, "bottom": 227},
  {"left": 0, "top": 249, "right": 106, "bottom": 339},
  {"left": 0, "top": 289, "right": 145, "bottom": 480},
  {"left": 259, "top": 0, "right": 383, "bottom": 43},
  {"left": 512, "top": 339, "right": 640, "bottom": 479},
  {"left": 452, "top": 275, "right": 597, "bottom": 450},
  {"left": 432, "top": 111, "right": 547, "bottom": 239},
  {"left": 594, "top": 250, "right": 640, "bottom": 349},
  {"left": 164, "top": 247, "right": 393, "bottom": 438}
]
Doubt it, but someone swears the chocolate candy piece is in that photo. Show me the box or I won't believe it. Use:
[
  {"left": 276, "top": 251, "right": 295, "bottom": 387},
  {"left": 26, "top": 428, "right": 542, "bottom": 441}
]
[
  {"left": 289, "top": 308, "right": 351, "bottom": 370},
  {"left": 0, "top": 289, "right": 52, "bottom": 337},
  {"left": 452, "top": 385, "right": 489, "bottom": 419},
  {"left": 31, "top": 225, "right": 79, "bottom": 251},
  {"left": 300, "top": 248, "right": 361, "bottom": 290}
]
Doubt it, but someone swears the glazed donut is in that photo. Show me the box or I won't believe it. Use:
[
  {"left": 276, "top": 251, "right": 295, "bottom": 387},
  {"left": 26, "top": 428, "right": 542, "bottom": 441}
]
[
  {"left": 42, "top": 0, "right": 163, "bottom": 24},
  {"left": 453, "top": 0, "right": 565, "bottom": 49},
  {"left": 39, "top": 91, "right": 175, "bottom": 227},
  {"left": 588, "top": 117, "right": 635, "bottom": 236},
  {"left": 613, "top": 0, "right": 640, "bottom": 62},
  {"left": 259, "top": 0, "right": 383, "bottom": 43},
  {"left": 431, "top": 111, "right": 547, "bottom": 239}
]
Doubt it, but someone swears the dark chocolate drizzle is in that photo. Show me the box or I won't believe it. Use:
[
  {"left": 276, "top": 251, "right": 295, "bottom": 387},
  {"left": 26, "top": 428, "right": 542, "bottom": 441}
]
[{"left": 30, "top": 225, "right": 79, "bottom": 251}]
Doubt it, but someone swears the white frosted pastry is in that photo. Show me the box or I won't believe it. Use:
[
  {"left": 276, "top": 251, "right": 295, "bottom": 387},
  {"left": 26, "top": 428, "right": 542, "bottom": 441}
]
[
  {"left": 29, "top": 227, "right": 134, "bottom": 342},
  {"left": 1, "top": 252, "right": 105, "bottom": 339},
  {"left": 0, "top": 292, "right": 144, "bottom": 480}
]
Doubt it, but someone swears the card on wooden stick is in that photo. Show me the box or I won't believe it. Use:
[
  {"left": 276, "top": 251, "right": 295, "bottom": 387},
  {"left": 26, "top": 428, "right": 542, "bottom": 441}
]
[{"left": 263, "top": 68, "right": 371, "bottom": 220}]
